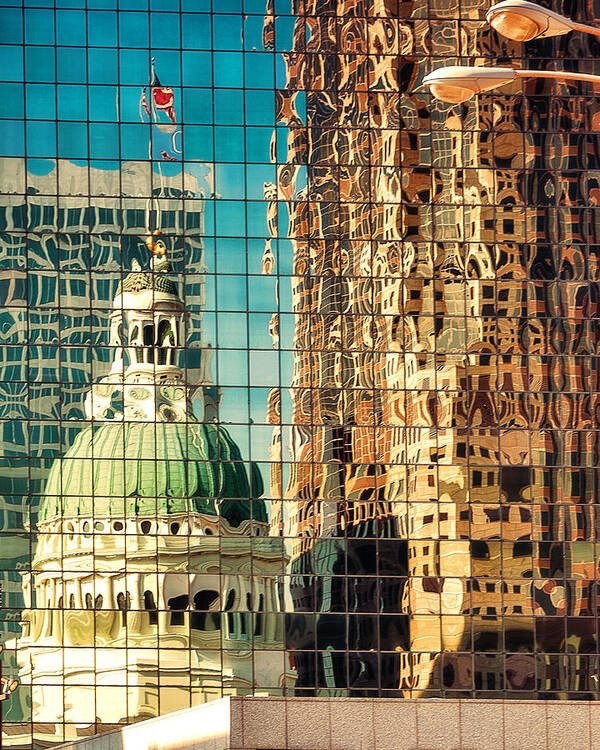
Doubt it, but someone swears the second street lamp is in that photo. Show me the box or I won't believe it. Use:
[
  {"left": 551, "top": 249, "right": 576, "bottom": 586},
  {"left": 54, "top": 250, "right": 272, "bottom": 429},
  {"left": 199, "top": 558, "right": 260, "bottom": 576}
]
[
  {"left": 422, "top": 65, "right": 600, "bottom": 103},
  {"left": 486, "top": 0, "right": 600, "bottom": 41},
  {"left": 423, "top": 1, "right": 600, "bottom": 104}
]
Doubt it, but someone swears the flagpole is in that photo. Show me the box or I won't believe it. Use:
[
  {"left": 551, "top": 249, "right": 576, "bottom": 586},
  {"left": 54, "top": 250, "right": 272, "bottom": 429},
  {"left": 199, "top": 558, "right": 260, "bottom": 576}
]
[
  {"left": 150, "top": 57, "right": 167, "bottom": 223},
  {"left": 150, "top": 57, "right": 160, "bottom": 233},
  {"left": 150, "top": 57, "right": 157, "bottom": 124}
]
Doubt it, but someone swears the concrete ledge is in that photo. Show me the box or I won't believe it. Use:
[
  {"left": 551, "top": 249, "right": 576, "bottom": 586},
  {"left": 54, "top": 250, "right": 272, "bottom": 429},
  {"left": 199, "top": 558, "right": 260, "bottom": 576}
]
[
  {"left": 56, "top": 696, "right": 600, "bottom": 750},
  {"left": 56, "top": 698, "right": 232, "bottom": 750}
]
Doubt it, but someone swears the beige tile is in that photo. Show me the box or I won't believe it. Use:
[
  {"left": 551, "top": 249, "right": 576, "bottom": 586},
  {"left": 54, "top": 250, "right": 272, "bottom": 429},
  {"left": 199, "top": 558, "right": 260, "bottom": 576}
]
[
  {"left": 547, "top": 703, "right": 590, "bottom": 750},
  {"left": 416, "top": 700, "right": 460, "bottom": 749},
  {"left": 460, "top": 701, "right": 504, "bottom": 750},
  {"left": 241, "top": 698, "right": 286, "bottom": 750},
  {"left": 228, "top": 697, "right": 244, "bottom": 750},
  {"left": 589, "top": 703, "right": 600, "bottom": 750},
  {"left": 503, "top": 700, "right": 547, "bottom": 750},
  {"left": 373, "top": 700, "right": 417, "bottom": 750},
  {"left": 330, "top": 699, "right": 374, "bottom": 750},
  {"left": 286, "top": 698, "right": 331, "bottom": 750}
]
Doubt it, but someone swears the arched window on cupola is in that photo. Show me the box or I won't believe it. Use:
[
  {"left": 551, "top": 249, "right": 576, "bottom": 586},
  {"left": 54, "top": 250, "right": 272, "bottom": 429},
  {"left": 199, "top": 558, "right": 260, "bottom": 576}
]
[
  {"left": 143, "top": 324, "right": 155, "bottom": 363},
  {"left": 157, "top": 318, "right": 175, "bottom": 365},
  {"left": 167, "top": 594, "right": 189, "bottom": 626},
  {"left": 191, "top": 590, "right": 220, "bottom": 631},
  {"left": 117, "top": 591, "right": 130, "bottom": 626},
  {"left": 254, "top": 593, "right": 265, "bottom": 637},
  {"left": 85, "top": 593, "right": 93, "bottom": 609},
  {"left": 129, "top": 324, "right": 142, "bottom": 364},
  {"left": 224, "top": 589, "right": 236, "bottom": 637},
  {"left": 242, "top": 593, "right": 253, "bottom": 636},
  {"left": 144, "top": 590, "right": 158, "bottom": 625}
]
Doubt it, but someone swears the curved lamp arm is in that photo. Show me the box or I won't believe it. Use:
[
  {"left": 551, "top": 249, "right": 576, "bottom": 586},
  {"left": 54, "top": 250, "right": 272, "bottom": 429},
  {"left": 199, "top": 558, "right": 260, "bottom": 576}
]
[
  {"left": 516, "top": 69, "right": 600, "bottom": 84},
  {"left": 571, "top": 20, "right": 600, "bottom": 38}
]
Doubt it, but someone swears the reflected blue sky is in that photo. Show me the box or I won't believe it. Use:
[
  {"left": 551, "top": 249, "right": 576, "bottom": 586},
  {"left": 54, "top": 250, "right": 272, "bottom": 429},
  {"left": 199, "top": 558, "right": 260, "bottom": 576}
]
[{"left": 0, "top": 1, "right": 295, "bottom": 465}]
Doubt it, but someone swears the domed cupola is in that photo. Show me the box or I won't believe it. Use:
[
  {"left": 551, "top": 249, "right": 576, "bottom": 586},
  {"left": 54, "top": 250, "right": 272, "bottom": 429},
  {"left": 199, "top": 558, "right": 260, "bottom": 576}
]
[{"left": 37, "top": 236, "right": 268, "bottom": 529}]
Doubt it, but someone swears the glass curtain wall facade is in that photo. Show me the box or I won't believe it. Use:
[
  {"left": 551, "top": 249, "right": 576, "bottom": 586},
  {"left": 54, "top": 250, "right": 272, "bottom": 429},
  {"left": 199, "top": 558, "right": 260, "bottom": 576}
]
[{"left": 1, "top": 0, "right": 600, "bottom": 744}]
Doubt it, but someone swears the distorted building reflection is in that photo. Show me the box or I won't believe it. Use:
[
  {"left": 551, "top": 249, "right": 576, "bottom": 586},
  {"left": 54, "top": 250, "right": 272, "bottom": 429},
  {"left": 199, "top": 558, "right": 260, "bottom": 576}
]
[{"left": 263, "top": 0, "right": 600, "bottom": 698}]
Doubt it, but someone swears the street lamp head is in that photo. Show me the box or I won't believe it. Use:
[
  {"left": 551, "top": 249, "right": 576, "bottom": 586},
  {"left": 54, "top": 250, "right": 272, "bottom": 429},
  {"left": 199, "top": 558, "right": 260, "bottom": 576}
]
[
  {"left": 489, "top": 9, "right": 546, "bottom": 41},
  {"left": 422, "top": 66, "right": 518, "bottom": 103},
  {"left": 486, "top": 0, "right": 576, "bottom": 41}
]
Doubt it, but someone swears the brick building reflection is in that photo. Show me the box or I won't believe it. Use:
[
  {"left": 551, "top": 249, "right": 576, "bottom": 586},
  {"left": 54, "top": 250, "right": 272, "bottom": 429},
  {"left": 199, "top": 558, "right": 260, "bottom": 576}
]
[{"left": 264, "top": 0, "right": 600, "bottom": 697}]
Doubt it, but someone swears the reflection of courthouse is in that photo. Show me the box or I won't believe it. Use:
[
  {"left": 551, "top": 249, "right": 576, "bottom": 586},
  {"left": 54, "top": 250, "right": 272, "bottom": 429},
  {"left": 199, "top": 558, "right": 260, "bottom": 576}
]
[
  {"left": 266, "top": 0, "right": 600, "bottom": 697},
  {"left": 0, "top": 159, "right": 208, "bottom": 649},
  {"left": 1, "top": 160, "right": 294, "bottom": 743}
]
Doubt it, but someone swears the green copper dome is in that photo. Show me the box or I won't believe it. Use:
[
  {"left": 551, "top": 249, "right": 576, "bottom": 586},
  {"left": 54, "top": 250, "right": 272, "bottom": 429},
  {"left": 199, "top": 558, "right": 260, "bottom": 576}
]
[{"left": 38, "top": 421, "right": 266, "bottom": 526}]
